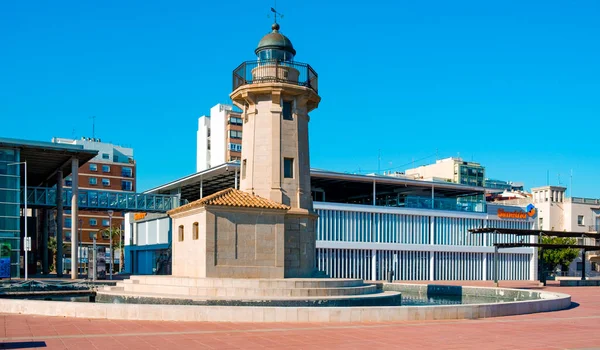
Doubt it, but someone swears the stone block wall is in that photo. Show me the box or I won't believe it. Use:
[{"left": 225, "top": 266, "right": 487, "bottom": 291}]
[{"left": 284, "top": 214, "right": 317, "bottom": 277}]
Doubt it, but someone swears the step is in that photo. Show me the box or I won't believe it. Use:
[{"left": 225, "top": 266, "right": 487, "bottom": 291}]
[
  {"left": 128, "top": 276, "right": 365, "bottom": 289},
  {"left": 95, "top": 289, "right": 402, "bottom": 307},
  {"left": 121, "top": 283, "right": 378, "bottom": 297}
]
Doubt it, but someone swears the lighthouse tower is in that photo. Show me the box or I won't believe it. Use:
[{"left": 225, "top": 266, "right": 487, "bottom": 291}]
[
  {"left": 230, "top": 22, "right": 320, "bottom": 214},
  {"left": 230, "top": 22, "right": 321, "bottom": 277}
]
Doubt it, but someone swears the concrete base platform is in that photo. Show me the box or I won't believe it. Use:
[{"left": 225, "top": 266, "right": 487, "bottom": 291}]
[{"left": 97, "top": 276, "right": 401, "bottom": 307}]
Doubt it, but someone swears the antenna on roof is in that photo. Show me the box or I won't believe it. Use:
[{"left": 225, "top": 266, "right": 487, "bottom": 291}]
[{"left": 90, "top": 116, "right": 96, "bottom": 139}]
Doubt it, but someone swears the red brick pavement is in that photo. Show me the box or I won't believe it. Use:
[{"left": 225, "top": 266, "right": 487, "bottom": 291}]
[{"left": 0, "top": 281, "right": 599, "bottom": 349}]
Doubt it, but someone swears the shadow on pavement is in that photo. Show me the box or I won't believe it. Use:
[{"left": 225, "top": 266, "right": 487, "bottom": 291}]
[{"left": 0, "top": 341, "right": 46, "bottom": 349}]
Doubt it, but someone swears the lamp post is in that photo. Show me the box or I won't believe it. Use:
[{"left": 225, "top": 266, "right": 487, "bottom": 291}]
[
  {"left": 107, "top": 210, "right": 113, "bottom": 280},
  {"left": 8, "top": 161, "right": 27, "bottom": 280},
  {"left": 78, "top": 219, "right": 82, "bottom": 277}
]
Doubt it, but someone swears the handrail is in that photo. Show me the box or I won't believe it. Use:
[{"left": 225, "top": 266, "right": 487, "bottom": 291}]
[{"left": 233, "top": 60, "right": 318, "bottom": 93}]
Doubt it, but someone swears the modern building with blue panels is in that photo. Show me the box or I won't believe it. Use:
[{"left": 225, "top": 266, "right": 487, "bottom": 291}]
[{"left": 127, "top": 163, "right": 537, "bottom": 280}]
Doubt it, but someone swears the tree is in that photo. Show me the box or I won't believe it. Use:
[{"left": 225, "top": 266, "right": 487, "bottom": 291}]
[
  {"left": 99, "top": 227, "right": 123, "bottom": 274},
  {"left": 47, "top": 236, "right": 69, "bottom": 273},
  {"left": 538, "top": 236, "right": 580, "bottom": 274}
]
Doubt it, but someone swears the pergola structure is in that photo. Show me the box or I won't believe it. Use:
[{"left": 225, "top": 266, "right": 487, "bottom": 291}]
[{"left": 470, "top": 228, "right": 600, "bottom": 285}]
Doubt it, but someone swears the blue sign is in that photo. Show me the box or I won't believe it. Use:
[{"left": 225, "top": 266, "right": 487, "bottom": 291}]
[{"left": 0, "top": 258, "right": 10, "bottom": 278}]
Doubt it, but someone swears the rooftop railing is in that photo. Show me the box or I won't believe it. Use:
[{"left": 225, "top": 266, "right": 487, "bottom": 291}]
[{"left": 233, "top": 60, "right": 318, "bottom": 93}]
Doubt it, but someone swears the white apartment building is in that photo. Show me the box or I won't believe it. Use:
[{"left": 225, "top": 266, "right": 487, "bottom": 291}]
[
  {"left": 196, "top": 104, "right": 243, "bottom": 172},
  {"left": 405, "top": 157, "right": 486, "bottom": 187}
]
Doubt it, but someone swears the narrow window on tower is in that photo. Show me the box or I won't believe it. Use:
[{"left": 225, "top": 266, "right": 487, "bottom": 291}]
[
  {"left": 284, "top": 158, "right": 294, "bottom": 178},
  {"left": 178, "top": 225, "right": 184, "bottom": 241},
  {"left": 242, "top": 159, "right": 247, "bottom": 179},
  {"left": 193, "top": 222, "right": 199, "bottom": 240},
  {"left": 282, "top": 101, "right": 293, "bottom": 120}
]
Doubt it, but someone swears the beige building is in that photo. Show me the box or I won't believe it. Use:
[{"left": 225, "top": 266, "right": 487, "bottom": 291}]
[
  {"left": 530, "top": 186, "right": 600, "bottom": 275},
  {"left": 167, "top": 22, "right": 321, "bottom": 279},
  {"left": 405, "top": 157, "right": 485, "bottom": 187}
]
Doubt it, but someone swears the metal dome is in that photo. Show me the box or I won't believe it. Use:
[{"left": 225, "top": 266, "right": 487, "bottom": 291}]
[{"left": 255, "top": 23, "right": 296, "bottom": 56}]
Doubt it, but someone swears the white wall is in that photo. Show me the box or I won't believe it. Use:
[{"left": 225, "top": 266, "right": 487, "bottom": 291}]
[
  {"left": 196, "top": 116, "right": 210, "bottom": 172},
  {"left": 405, "top": 158, "right": 455, "bottom": 181},
  {"left": 209, "top": 104, "right": 228, "bottom": 168},
  {"left": 53, "top": 137, "right": 133, "bottom": 164}
]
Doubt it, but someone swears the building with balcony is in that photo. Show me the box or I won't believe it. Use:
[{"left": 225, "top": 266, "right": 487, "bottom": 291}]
[
  {"left": 405, "top": 157, "right": 486, "bottom": 187},
  {"left": 196, "top": 104, "right": 243, "bottom": 172},
  {"left": 52, "top": 137, "right": 136, "bottom": 264}
]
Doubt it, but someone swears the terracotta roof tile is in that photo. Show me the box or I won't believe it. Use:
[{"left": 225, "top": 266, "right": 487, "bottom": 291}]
[{"left": 167, "top": 188, "right": 290, "bottom": 215}]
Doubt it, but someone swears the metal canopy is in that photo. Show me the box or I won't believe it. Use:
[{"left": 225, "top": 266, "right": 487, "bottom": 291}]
[
  {"left": 495, "top": 243, "right": 600, "bottom": 251},
  {"left": 470, "top": 227, "right": 600, "bottom": 239},
  {"left": 0, "top": 137, "right": 98, "bottom": 187}
]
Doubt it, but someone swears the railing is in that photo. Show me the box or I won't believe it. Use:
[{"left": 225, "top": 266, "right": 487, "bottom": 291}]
[
  {"left": 23, "top": 186, "right": 181, "bottom": 213},
  {"left": 568, "top": 197, "right": 600, "bottom": 205},
  {"left": 404, "top": 196, "right": 486, "bottom": 213},
  {"left": 232, "top": 60, "right": 318, "bottom": 93}
]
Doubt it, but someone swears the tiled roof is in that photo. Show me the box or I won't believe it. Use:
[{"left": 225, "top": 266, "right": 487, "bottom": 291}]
[{"left": 167, "top": 188, "right": 290, "bottom": 215}]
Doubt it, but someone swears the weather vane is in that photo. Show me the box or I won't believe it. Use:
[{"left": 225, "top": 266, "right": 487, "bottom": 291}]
[{"left": 268, "top": 1, "right": 284, "bottom": 24}]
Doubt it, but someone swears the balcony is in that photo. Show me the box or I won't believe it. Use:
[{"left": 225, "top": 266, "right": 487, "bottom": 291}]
[{"left": 233, "top": 60, "right": 318, "bottom": 93}]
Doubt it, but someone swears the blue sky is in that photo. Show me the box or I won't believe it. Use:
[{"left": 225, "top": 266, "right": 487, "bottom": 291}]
[{"left": 1, "top": 1, "right": 599, "bottom": 196}]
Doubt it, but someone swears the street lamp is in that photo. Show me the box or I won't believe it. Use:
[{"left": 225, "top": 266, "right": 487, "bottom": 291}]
[
  {"left": 8, "top": 161, "right": 27, "bottom": 280},
  {"left": 107, "top": 210, "right": 113, "bottom": 280},
  {"left": 78, "top": 219, "right": 82, "bottom": 277}
]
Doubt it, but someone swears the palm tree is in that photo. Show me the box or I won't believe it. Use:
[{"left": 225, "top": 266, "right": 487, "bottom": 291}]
[
  {"left": 99, "top": 227, "right": 123, "bottom": 274},
  {"left": 48, "top": 236, "right": 69, "bottom": 273}
]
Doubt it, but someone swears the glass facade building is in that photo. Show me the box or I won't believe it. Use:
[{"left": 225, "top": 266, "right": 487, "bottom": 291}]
[{"left": 0, "top": 148, "right": 20, "bottom": 278}]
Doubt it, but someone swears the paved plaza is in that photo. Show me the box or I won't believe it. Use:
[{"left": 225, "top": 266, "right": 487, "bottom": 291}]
[{"left": 0, "top": 281, "right": 598, "bottom": 349}]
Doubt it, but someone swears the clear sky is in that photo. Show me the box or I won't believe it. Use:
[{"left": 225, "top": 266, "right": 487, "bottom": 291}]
[{"left": 1, "top": 1, "right": 599, "bottom": 196}]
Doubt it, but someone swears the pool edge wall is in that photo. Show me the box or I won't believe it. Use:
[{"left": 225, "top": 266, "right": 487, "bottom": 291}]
[{"left": 0, "top": 283, "right": 571, "bottom": 322}]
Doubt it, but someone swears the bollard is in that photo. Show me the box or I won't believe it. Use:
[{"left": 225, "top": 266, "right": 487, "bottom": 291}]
[{"left": 387, "top": 270, "right": 393, "bottom": 283}]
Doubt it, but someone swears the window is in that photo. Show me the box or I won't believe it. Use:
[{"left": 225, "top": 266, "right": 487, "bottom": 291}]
[
  {"left": 229, "top": 116, "right": 243, "bottom": 125},
  {"left": 102, "top": 165, "right": 111, "bottom": 173},
  {"left": 102, "top": 230, "right": 110, "bottom": 239},
  {"left": 113, "top": 155, "right": 119, "bottom": 162},
  {"left": 122, "top": 167, "right": 133, "bottom": 178},
  {"left": 65, "top": 176, "right": 72, "bottom": 187},
  {"left": 178, "top": 225, "right": 184, "bottom": 241},
  {"left": 89, "top": 177, "right": 97, "bottom": 185},
  {"left": 229, "top": 130, "right": 242, "bottom": 139},
  {"left": 65, "top": 218, "right": 72, "bottom": 228},
  {"left": 89, "top": 163, "right": 98, "bottom": 172},
  {"left": 577, "top": 262, "right": 583, "bottom": 271},
  {"left": 242, "top": 159, "right": 247, "bottom": 179},
  {"left": 102, "top": 219, "right": 110, "bottom": 227},
  {"left": 284, "top": 158, "right": 294, "bottom": 178},
  {"left": 102, "top": 153, "right": 109, "bottom": 160},
  {"left": 578, "top": 215, "right": 585, "bottom": 226},
  {"left": 539, "top": 218, "right": 544, "bottom": 230},
  {"left": 89, "top": 219, "right": 97, "bottom": 226},
  {"left": 193, "top": 222, "right": 199, "bottom": 240},
  {"left": 89, "top": 232, "right": 97, "bottom": 240},
  {"left": 121, "top": 180, "right": 133, "bottom": 191},
  {"left": 228, "top": 143, "right": 242, "bottom": 152},
  {"left": 65, "top": 230, "right": 71, "bottom": 241},
  {"left": 102, "top": 178, "right": 110, "bottom": 187},
  {"left": 282, "top": 101, "right": 293, "bottom": 120}
]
